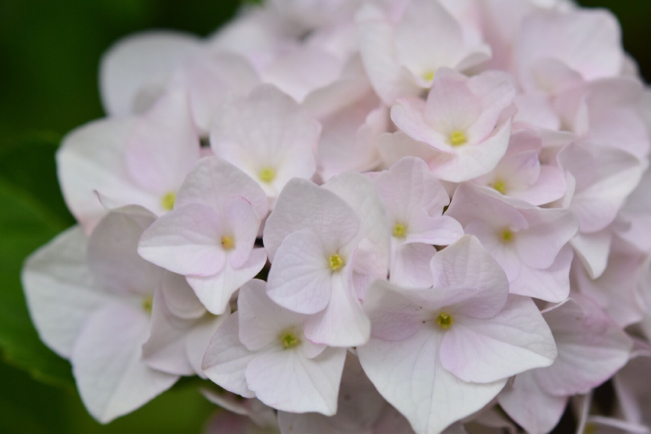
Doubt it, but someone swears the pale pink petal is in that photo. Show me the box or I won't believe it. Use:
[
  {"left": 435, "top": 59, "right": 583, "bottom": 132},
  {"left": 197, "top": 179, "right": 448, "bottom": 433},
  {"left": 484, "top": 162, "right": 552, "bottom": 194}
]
[
  {"left": 99, "top": 30, "right": 202, "bottom": 116},
  {"left": 358, "top": 328, "right": 506, "bottom": 434},
  {"left": 88, "top": 206, "right": 161, "bottom": 297},
  {"left": 238, "top": 280, "right": 307, "bottom": 351},
  {"left": 202, "top": 312, "right": 256, "bottom": 398},
  {"left": 535, "top": 297, "right": 632, "bottom": 396},
  {"left": 262, "top": 47, "right": 343, "bottom": 103},
  {"left": 465, "top": 71, "right": 517, "bottom": 143},
  {"left": 430, "top": 235, "right": 510, "bottom": 319},
  {"left": 391, "top": 243, "right": 437, "bottom": 288},
  {"left": 356, "top": 3, "right": 422, "bottom": 105},
  {"left": 405, "top": 212, "right": 464, "bottom": 246},
  {"left": 56, "top": 117, "right": 161, "bottom": 231},
  {"left": 138, "top": 204, "right": 226, "bottom": 277},
  {"left": 428, "top": 119, "right": 512, "bottom": 183},
  {"left": 440, "top": 296, "right": 557, "bottom": 383},
  {"left": 509, "top": 245, "right": 573, "bottom": 302},
  {"left": 245, "top": 347, "right": 346, "bottom": 415},
  {"left": 559, "top": 143, "right": 644, "bottom": 234},
  {"left": 22, "top": 227, "right": 117, "bottom": 358},
  {"left": 498, "top": 372, "right": 568, "bottom": 434},
  {"left": 377, "top": 131, "right": 438, "bottom": 168},
  {"left": 225, "top": 197, "right": 261, "bottom": 269},
  {"left": 171, "top": 52, "right": 260, "bottom": 133},
  {"left": 323, "top": 172, "right": 391, "bottom": 295},
  {"left": 515, "top": 207, "right": 578, "bottom": 270},
  {"left": 266, "top": 229, "right": 333, "bottom": 315},
  {"left": 187, "top": 248, "right": 267, "bottom": 315},
  {"left": 175, "top": 156, "right": 268, "bottom": 220},
  {"left": 263, "top": 178, "right": 359, "bottom": 261},
  {"left": 363, "top": 279, "right": 427, "bottom": 342},
  {"left": 71, "top": 303, "right": 178, "bottom": 423},
  {"left": 142, "top": 289, "right": 198, "bottom": 376},
  {"left": 423, "top": 69, "right": 482, "bottom": 135},
  {"left": 510, "top": 165, "right": 567, "bottom": 206},
  {"left": 570, "top": 229, "right": 613, "bottom": 280},
  {"left": 573, "top": 238, "right": 646, "bottom": 327},
  {"left": 210, "top": 84, "right": 320, "bottom": 198},
  {"left": 125, "top": 89, "right": 200, "bottom": 194},
  {"left": 517, "top": 10, "right": 623, "bottom": 82},
  {"left": 374, "top": 156, "right": 450, "bottom": 221},
  {"left": 304, "top": 267, "right": 371, "bottom": 347},
  {"left": 160, "top": 272, "right": 206, "bottom": 320}
]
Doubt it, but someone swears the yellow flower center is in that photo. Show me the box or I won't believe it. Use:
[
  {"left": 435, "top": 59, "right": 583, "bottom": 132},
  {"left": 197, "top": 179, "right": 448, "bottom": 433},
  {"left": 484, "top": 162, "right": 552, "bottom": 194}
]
[
  {"left": 329, "top": 254, "right": 345, "bottom": 271},
  {"left": 583, "top": 424, "right": 596, "bottom": 434},
  {"left": 435, "top": 312, "right": 454, "bottom": 330},
  {"left": 161, "top": 191, "right": 176, "bottom": 211},
  {"left": 448, "top": 130, "right": 467, "bottom": 147},
  {"left": 221, "top": 236, "right": 235, "bottom": 250},
  {"left": 500, "top": 228, "right": 514, "bottom": 244},
  {"left": 279, "top": 331, "right": 301, "bottom": 349},
  {"left": 142, "top": 295, "right": 154, "bottom": 314},
  {"left": 393, "top": 223, "right": 406, "bottom": 238},
  {"left": 259, "top": 167, "right": 276, "bottom": 183},
  {"left": 491, "top": 180, "right": 507, "bottom": 194},
  {"left": 423, "top": 70, "right": 435, "bottom": 82}
]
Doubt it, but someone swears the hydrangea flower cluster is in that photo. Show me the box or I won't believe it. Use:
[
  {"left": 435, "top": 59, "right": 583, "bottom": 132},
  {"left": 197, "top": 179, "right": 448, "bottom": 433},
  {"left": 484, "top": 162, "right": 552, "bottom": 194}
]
[{"left": 21, "top": 0, "right": 651, "bottom": 433}]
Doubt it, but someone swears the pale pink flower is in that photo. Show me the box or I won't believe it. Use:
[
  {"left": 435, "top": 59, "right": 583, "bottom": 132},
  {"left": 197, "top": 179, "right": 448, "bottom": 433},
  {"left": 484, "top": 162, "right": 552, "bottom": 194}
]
[
  {"left": 57, "top": 89, "right": 201, "bottom": 232},
  {"left": 263, "top": 174, "right": 390, "bottom": 346},
  {"left": 516, "top": 9, "right": 624, "bottom": 91},
  {"left": 498, "top": 296, "right": 633, "bottom": 433},
  {"left": 202, "top": 280, "right": 347, "bottom": 415},
  {"left": 358, "top": 236, "right": 556, "bottom": 434},
  {"left": 386, "top": 68, "right": 515, "bottom": 182},
  {"left": 210, "top": 85, "right": 321, "bottom": 202},
  {"left": 558, "top": 143, "right": 645, "bottom": 278},
  {"left": 22, "top": 207, "right": 179, "bottom": 422},
  {"left": 472, "top": 130, "right": 567, "bottom": 206},
  {"left": 356, "top": 0, "right": 491, "bottom": 105},
  {"left": 572, "top": 237, "right": 647, "bottom": 328},
  {"left": 142, "top": 273, "right": 227, "bottom": 377},
  {"left": 446, "top": 184, "right": 577, "bottom": 302},
  {"left": 138, "top": 157, "right": 268, "bottom": 315},
  {"left": 373, "top": 157, "right": 463, "bottom": 287}
]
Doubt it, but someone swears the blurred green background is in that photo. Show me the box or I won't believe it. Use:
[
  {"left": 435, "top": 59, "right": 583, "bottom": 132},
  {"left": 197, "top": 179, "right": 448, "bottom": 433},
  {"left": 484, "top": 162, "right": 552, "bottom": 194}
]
[{"left": 0, "top": 0, "right": 648, "bottom": 432}]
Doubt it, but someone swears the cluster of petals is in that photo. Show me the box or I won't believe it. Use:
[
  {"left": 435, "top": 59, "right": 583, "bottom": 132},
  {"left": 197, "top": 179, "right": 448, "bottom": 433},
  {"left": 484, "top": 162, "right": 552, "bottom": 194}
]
[{"left": 21, "top": 0, "right": 651, "bottom": 433}]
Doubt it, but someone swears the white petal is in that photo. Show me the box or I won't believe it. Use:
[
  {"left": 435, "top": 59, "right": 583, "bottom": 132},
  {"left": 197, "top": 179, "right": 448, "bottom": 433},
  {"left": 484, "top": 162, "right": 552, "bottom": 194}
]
[
  {"left": 246, "top": 348, "right": 346, "bottom": 415},
  {"left": 358, "top": 328, "right": 506, "bottom": 434},
  {"left": 176, "top": 156, "right": 268, "bottom": 220},
  {"left": 440, "top": 295, "right": 557, "bottom": 383},
  {"left": 202, "top": 312, "right": 256, "bottom": 398},
  {"left": 430, "top": 235, "right": 509, "bottom": 319},
  {"left": 263, "top": 178, "right": 359, "bottom": 261},
  {"left": 266, "top": 229, "right": 333, "bottom": 315},
  {"left": 88, "top": 206, "right": 160, "bottom": 297},
  {"left": 125, "top": 89, "right": 200, "bottom": 194},
  {"left": 22, "top": 227, "right": 116, "bottom": 358},
  {"left": 497, "top": 372, "right": 568, "bottom": 434},
  {"left": 99, "top": 30, "right": 202, "bottom": 116},
  {"left": 509, "top": 245, "right": 573, "bottom": 303},
  {"left": 71, "top": 303, "right": 178, "bottom": 423},
  {"left": 304, "top": 269, "right": 371, "bottom": 347},
  {"left": 535, "top": 297, "right": 633, "bottom": 396},
  {"left": 187, "top": 248, "right": 267, "bottom": 315},
  {"left": 56, "top": 117, "right": 160, "bottom": 231},
  {"left": 138, "top": 203, "right": 226, "bottom": 277},
  {"left": 238, "top": 280, "right": 307, "bottom": 351}
]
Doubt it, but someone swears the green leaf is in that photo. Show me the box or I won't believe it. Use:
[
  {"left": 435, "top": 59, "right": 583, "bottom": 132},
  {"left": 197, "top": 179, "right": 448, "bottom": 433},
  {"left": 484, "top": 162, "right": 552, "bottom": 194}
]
[
  {"left": 0, "top": 180, "right": 75, "bottom": 386},
  {"left": 0, "top": 135, "right": 75, "bottom": 387}
]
